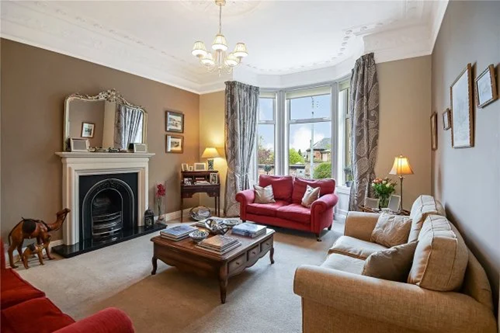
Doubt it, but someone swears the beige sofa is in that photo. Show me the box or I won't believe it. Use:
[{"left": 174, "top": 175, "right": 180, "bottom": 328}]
[{"left": 294, "top": 195, "right": 497, "bottom": 333}]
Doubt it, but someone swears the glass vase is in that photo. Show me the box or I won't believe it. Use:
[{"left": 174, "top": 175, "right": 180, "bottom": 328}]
[
  {"left": 379, "top": 196, "right": 389, "bottom": 209},
  {"left": 156, "top": 197, "right": 164, "bottom": 221}
]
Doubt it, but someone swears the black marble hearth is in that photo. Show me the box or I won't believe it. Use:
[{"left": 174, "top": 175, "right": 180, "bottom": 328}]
[{"left": 52, "top": 224, "right": 164, "bottom": 258}]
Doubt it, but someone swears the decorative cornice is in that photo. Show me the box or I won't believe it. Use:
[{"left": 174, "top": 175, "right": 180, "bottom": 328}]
[{"left": 1, "top": 0, "right": 449, "bottom": 94}]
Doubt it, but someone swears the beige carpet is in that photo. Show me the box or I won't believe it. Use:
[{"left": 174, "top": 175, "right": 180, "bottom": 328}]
[{"left": 18, "top": 220, "right": 344, "bottom": 333}]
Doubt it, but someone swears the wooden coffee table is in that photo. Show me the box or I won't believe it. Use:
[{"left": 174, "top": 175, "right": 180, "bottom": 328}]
[{"left": 151, "top": 228, "right": 275, "bottom": 304}]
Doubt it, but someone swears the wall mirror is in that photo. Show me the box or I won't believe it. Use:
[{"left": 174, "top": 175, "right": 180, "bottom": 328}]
[{"left": 63, "top": 89, "right": 147, "bottom": 151}]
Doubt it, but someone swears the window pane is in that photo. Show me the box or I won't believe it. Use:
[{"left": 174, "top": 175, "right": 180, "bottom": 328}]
[
  {"left": 287, "top": 86, "right": 331, "bottom": 120},
  {"left": 288, "top": 122, "right": 332, "bottom": 179},
  {"left": 257, "top": 124, "right": 275, "bottom": 176},
  {"left": 259, "top": 98, "right": 274, "bottom": 121}
]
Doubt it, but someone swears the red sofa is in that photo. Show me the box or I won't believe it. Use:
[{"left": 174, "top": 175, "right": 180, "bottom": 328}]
[
  {"left": 1, "top": 240, "right": 134, "bottom": 333},
  {"left": 236, "top": 175, "right": 338, "bottom": 240}
]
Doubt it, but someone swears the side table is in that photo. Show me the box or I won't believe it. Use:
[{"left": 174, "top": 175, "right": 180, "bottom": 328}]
[{"left": 358, "top": 205, "right": 410, "bottom": 216}]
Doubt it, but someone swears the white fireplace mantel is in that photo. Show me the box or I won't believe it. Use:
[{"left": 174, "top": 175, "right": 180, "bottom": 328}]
[{"left": 56, "top": 152, "right": 155, "bottom": 245}]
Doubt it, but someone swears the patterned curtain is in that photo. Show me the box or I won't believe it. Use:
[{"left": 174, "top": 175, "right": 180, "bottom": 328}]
[
  {"left": 114, "top": 105, "right": 143, "bottom": 149},
  {"left": 224, "top": 81, "right": 260, "bottom": 217},
  {"left": 348, "top": 53, "right": 380, "bottom": 211}
]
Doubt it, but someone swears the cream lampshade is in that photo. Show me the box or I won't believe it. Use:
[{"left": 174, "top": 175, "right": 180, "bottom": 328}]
[
  {"left": 389, "top": 155, "right": 414, "bottom": 211},
  {"left": 202, "top": 147, "right": 220, "bottom": 170}
]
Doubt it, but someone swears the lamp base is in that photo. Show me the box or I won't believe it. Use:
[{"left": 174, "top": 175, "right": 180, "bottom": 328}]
[{"left": 207, "top": 159, "right": 215, "bottom": 170}]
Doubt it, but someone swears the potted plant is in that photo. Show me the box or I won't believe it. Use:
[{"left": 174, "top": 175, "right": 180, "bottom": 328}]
[{"left": 371, "top": 177, "right": 397, "bottom": 208}]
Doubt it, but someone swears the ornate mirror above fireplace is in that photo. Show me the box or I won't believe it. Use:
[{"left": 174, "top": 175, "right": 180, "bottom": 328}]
[{"left": 63, "top": 89, "right": 148, "bottom": 151}]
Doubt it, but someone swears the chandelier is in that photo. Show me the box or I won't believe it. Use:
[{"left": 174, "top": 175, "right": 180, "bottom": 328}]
[{"left": 191, "top": 0, "right": 248, "bottom": 75}]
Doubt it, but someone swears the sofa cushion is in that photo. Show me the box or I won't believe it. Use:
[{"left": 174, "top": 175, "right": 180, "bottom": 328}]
[
  {"left": 276, "top": 204, "right": 311, "bottom": 224},
  {"left": 1, "top": 268, "right": 45, "bottom": 309},
  {"left": 408, "top": 215, "right": 468, "bottom": 291},
  {"left": 370, "top": 213, "right": 412, "bottom": 247},
  {"left": 253, "top": 184, "right": 276, "bottom": 204},
  {"left": 362, "top": 242, "right": 418, "bottom": 282},
  {"left": 328, "top": 236, "right": 388, "bottom": 260},
  {"left": 292, "top": 178, "right": 335, "bottom": 204},
  {"left": 321, "top": 253, "right": 365, "bottom": 275},
  {"left": 1, "top": 297, "right": 75, "bottom": 333},
  {"left": 259, "top": 175, "right": 293, "bottom": 202},
  {"left": 246, "top": 200, "right": 288, "bottom": 217},
  {"left": 408, "top": 195, "right": 446, "bottom": 242},
  {"left": 301, "top": 185, "right": 320, "bottom": 208}
]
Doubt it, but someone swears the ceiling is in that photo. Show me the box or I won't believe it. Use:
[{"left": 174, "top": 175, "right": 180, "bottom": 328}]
[{"left": 1, "top": 0, "right": 448, "bottom": 94}]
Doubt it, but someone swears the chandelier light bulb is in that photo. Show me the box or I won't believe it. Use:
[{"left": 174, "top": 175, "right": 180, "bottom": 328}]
[
  {"left": 212, "top": 34, "right": 228, "bottom": 51},
  {"left": 201, "top": 53, "right": 215, "bottom": 67},
  {"left": 192, "top": 41, "right": 208, "bottom": 58},
  {"left": 225, "top": 52, "right": 239, "bottom": 67},
  {"left": 233, "top": 43, "right": 248, "bottom": 58}
]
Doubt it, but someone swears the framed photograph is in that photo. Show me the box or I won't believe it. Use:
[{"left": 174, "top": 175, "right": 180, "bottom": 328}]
[
  {"left": 183, "top": 178, "right": 192, "bottom": 185},
  {"left": 209, "top": 173, "right": 219, "bottom": 184},
  {"left": 364, "top": 197, "right": 380, "bottom": 210},
  {"left": 475, "top": 64, "right": 498, "bottom": 108},
  {"left": 165, "top": 110, "right": 184, "bottom": 133},
  {"left": 188, "top": 166, "right": 194, "bottom": 171},
  {"left": 70, "top": 138, "right": 89, "bottom": 152},
  {"left": 194, "top": 163, "right": 207, "bottom": 171},
  {"left": 430, "top": 112, "right": 438, "bottom": 150},
  {"left": 166, "top": 135, "right": 183, "bottom": 153},
  {"left": 81, "top": 122, "right": 95, "bottom": 138},
  {"left": 181, "top": 163, "right": 189, "bottom": 172},
  {"left": 388, "top": 195, "right": 401, "bottom": 212},
  {"left": 442, "top": 108, "right": 451, "bottom": 130},
  {"left": 450, "top": 64, "right": 474, "bottom": 148}
]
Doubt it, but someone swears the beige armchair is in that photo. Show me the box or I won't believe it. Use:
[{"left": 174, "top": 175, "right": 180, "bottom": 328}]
[{"left": 294, "top": 210, "right": 497, "bottom": 333}]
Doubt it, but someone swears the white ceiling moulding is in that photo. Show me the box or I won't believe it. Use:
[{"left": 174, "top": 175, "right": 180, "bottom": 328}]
[{"left": 0, "top": 0, "right": 449, "bottom": 95}]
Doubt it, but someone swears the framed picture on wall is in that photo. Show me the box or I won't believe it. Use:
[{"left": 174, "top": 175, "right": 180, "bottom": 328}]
[
  {"left": 166, "top": 135, "right": 183, "bottom": 153},
  {"left": 450, "top": 63, "right": 474, "bottom": 148},
  {"left": 165, "top": 110, "right": 184, "bottom": 133},
  {"left": 475, "top": 64, "right": 498, "bottom": 108},
  {"left": 430, "top": 112, "right": 438, "bottom": 150},
  {"left": 81, "top": 122, "right": 95, "bottom": 138},
  {"left": 442, "top": 108, "right": 451, "bottom": 130}
]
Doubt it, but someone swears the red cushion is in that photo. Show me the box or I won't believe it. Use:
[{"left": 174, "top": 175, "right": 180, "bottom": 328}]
[
  {"left": 276, "top": 204, "right": 311, "bottom": 224},
  {"left": 259, "top": 175, "right": 293, "bottom": 202},
  {"left": 292, "top": 178, "right": 336, "bottom": 204},
  {"left": 1, "top": 297, "right": 75, "bottom": 333},
  {"left": 246, "top": 200, "right": 288, "bottom": 217},
  {"left": 1, "top": 269, "right": 45, "bottom": 309}
]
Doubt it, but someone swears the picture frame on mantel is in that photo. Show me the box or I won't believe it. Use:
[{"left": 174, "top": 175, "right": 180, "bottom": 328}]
[
  {"left": 430, "top": 112, "right": 438, "bottom": 150},
  {"left": 475, "top": 64, "right": 498, "bottom": 108},
  {"left": 450, "top": 63, "right": 474, "bottom": 148}
]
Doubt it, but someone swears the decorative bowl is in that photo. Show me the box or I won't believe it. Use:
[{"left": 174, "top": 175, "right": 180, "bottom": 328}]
[
  {"left": 204, "top": 218, "right": 230, "bottom": 235},
  {"left": 190, "top": 206, "right": 212, "bottom": 221},
  {"left": 189, "top": 230, "right": 209, "bottom": 243}
]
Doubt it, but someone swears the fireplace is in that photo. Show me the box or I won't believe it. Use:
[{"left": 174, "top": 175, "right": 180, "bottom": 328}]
[
  {"left": 52, "top": 152, "right": 162, "bottom": 258},
  {"left": 80, "top": 173, "right": 137, "bottom": 243}
]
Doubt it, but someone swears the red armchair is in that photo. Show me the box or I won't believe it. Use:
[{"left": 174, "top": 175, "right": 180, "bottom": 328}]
[
  {"left": 1, "top": 240, "right": 134, "bottom": 333},
  {"left": 236, "top": 175, "right": 338, "bottom": 240}
]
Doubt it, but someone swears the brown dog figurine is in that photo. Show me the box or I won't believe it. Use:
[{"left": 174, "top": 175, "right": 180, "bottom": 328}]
[
  {"left": 8, "top": 208, "right": 70, "bottom": 268},
  {"left": 22, "top": 243, "right": 45, "bottom": 269}
]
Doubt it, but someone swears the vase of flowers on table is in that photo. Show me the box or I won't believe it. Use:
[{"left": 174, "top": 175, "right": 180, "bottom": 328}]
[
  {"left": 155, "top": 183, "right": 166, "bottom": 221},
  {"left": 371, "top": 177, "right": 397, "bottom": 208}
]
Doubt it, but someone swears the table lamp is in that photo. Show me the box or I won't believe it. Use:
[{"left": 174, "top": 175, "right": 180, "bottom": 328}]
[
  {"left": 389, "top": 154, "right": 414, "bottom": 211},
  {"left": 201, "top": 147, "right": 220, "bottom": 170}
]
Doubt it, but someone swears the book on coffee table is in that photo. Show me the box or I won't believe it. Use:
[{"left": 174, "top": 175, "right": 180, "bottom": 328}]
[
  {"left": 160, "top": 225, "right": 197, "bottom": 241},
  {"left": 196, "top": 240, "right": 241, "bottom": 255},
  {"left": 231, "top": 223, "right": 266, "bottom": 238}
]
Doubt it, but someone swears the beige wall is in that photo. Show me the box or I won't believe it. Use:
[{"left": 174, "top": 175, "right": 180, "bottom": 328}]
[
  {"left": 431, "top": 0, "right": 500, "bottom": 317},
  {"left": 376, "top": 56, "right": 432, "bottom": 209},
  {"left": 199, "top": 91, "right": 227, "bottom": 211},
  {"left": 1, "top": 39, "right": 200, "bottom": 241}
]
